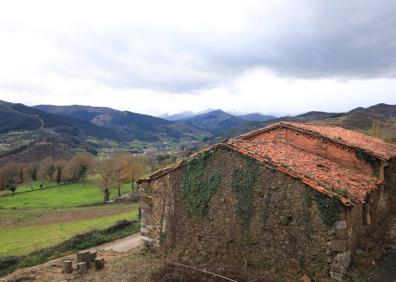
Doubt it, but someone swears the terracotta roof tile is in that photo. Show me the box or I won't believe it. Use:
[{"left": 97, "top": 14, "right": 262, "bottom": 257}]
[
  {"left": 242, "top": 122, "right": 396, "bottom": 160},
  {"left": 225, "top": 139, "right": 380, "bottom": 204},
  {"left": 139, "top": 123, "right": 391, "bottom": 205}
]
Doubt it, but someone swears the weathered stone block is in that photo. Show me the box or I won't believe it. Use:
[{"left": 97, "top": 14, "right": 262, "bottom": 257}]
[
  {"left": 335, "top": 220, "right": 347, "bottom": 230},
  {"left": 141, "top": 235, "right": 154, "bottom": 242},
  {"left": 140, "top": 227, "right": 149, "bottom": 234},
  {"left": 334, "top": 251, "right": 351, "bottom": 268},
  {"left": 330, "top": 240, "right": 347, "bottom": 252},
  {"left": 330, "top": 270, "right": 344, "bottom": 281},
  {"left": 330, "top": 263, "right": 345, "bottom": 274},
  {"left": 335, "top": 229, "right": 349, "bottom": 239}
]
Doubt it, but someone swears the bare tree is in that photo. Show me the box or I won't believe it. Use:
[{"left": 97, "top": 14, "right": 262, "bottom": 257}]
[
  {"left": 26, "top": 161, "right": 39, "bottom": 182},
  {"left": 93, "top": 156, "right": 116, "bottom": 202},
  {"left": 125, "top": 156, "right": 145, "bottom": 191},
  {"left": 37, "top": 157, "right": 56, "bottom": 183},
  {"left": 111, "top": 154, "right": 146, "bottom": 197},
  {"left": 64, "top": 152, "right": 93, "bottom": 183},
  {"left": 0, "top": 162, "right": 19, "bottom": 190},
  {"left": 54, "top": 160, "right": 67, "bottom": 185}
]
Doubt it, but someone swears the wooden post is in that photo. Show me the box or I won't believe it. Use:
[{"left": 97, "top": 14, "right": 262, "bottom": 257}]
[
  {"left": 89, "top": 250, "right": 97, "bottom": 262},
  {"left": 62, "top": 260, "right": 73, "bottom": 273},
  {"left": 77, "top": 262, "right": 88, "bottom": 274},
  {"left": 77, "top": 250, "right": 90, "bottom": 263},
  {"left": 94, "top": 258, "right": 105, "bottom": 270}
]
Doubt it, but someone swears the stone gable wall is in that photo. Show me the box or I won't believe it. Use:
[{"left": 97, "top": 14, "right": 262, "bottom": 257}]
[
  {"left": 139, "top": 150, "right": 395, "bottom": 280},
  {"left": 141, "top": 148, "right": 341, "bottom": 279}
]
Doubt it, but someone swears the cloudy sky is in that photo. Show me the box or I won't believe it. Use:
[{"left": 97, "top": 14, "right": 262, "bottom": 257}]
[{"left": 0, "top": 0, "right": 395, "bottom": 116}]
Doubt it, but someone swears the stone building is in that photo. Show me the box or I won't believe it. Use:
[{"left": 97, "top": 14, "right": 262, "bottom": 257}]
[{"left": 137, "top": 122, "right": 396, "bottom": 280}]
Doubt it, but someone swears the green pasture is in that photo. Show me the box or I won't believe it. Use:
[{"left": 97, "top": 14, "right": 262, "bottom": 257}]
[{"left": 0, "top": 181, "right": 133, "bottom": 209}]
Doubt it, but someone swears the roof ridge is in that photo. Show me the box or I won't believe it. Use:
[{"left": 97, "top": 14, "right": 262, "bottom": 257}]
[{"left": 242, "top": 122, "right": 396, "bottom": 160}]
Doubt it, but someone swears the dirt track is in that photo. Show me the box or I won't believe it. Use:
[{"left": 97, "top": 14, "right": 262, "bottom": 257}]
[
  {"left": 91, "top": 233, "right": 143, "bottom": 253},
  {"left": 0, "top": 234, "right": 144, "bottom": 282}
]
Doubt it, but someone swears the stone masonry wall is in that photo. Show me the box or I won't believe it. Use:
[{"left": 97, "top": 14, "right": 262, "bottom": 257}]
[
  {"left": 344, "top": 157, "right": 396, "bottom": 248},
  {"left": 329, "top": 157, "right": 396, "bottom": 280},
  {"left": 140, "top": 148, "right": 344, "bottom": 280}
]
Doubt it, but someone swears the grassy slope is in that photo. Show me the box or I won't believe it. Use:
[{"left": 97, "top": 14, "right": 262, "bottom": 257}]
[
  {"left": 0, "top": 210, "right": 137, "bottom": 257},
  {"left": 0, "top": 181, "right": 139, "bottom": 258},
  {"left": 0, "top": 181, "right": 131, "bottom": 209}
]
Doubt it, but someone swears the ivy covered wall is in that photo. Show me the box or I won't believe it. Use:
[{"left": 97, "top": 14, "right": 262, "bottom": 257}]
[{"left": 147, "top": 147, "right": 343, "bottom": 280}]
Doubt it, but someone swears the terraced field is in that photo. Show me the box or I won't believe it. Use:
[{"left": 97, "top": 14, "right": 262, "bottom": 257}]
[{"left": 0, "top": 181, "right": 138, "bottom": 257}]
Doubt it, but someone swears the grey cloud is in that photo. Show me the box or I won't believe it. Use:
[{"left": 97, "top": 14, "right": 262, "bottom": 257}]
[
  {"left": 44, "top": 0, "right": 396, "bottom": 92},
  {"left": 200, "top": 0, "right": 396, "bottom": 80}
]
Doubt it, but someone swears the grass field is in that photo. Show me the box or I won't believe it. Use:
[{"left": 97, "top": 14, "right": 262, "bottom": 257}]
[
  {"left": 0, "top": 181, "right": 132, "bottom": 209},
  {"left": 0, "top": 180, "right": 139, "bottom": 259},
  {"left": 0, "top": 209, "right": 137, "bottom": 257}
]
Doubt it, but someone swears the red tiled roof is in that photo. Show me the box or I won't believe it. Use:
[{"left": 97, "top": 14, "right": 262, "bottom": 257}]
[
  {"left": 138, "top": 122, "right": 392, "bottom": 205},
  {"left": 224, "top": 139, "right": 381, "bottom": 205},
  {"left": 241, "top": 122, "right": 396, "bottom": 160}
]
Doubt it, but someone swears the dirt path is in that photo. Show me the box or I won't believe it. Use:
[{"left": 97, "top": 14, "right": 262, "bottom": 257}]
[
  {"left": 90, "top": 233, "right": 143, "bottom": 253},
  {"left": 0, "top": 234, "right": 143, "bottom": 282}
]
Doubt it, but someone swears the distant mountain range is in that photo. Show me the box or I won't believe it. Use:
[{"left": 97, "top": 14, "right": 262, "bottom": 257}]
[
  {"left": 160, "top": 111, "right": 197, "bottom": 121},
  {"left": 162, "top": 109, "right": 276, "bottom": 135},
  {"left": 0, "top": 101, "right": 120, "bottom": 140},
  {"left": 226, "top": 103, "right": 396, "bottom": 143},
  {"left": 161, "top": 109, "right": 276, "bottom": 123},
  {"left": 35, "top": 106, "right": 277, "bottom": 138},
  {"left": 35, "top": 105, "right": 207, "bottom": 142},
  {"left": 0, "top": 100, "right": 395, "bottom": 164}
]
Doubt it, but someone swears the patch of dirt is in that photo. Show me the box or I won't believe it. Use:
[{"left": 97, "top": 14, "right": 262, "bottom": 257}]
[
  {"left": 1, "top": 235, "right": 148, "bottom": 282},
  {"left": 35, "top": 206, "right": 132, "bottom": 226},
  {"left": 9, "top": 205, "right": 132, "bottom": 227},
  {"left": 90, "top": 233, "right": 142, "bottom": 253}
]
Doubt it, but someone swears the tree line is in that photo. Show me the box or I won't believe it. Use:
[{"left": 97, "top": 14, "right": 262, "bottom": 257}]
[{"left": 0, "top": 151, "right": 178, "bottom": 201}]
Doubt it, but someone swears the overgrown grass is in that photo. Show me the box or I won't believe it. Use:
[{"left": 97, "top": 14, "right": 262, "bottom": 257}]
[
  {"left": 0, "top": 210, "right": 137, "bottom": 257},
  {"left": 0, "top": 181, "right": 132, "bottom": 209},
  {"left": 0, "top": 220, "right": 140, "bottom": 277},
  {"left": 0, "top": 180, "right": 139, "bottom": 277}
]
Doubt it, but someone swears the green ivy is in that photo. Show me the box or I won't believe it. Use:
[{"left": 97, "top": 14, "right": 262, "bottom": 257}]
[
  {"left": 312, "top": 190, "right": 340, "bottom": 226},
  {"left": 355, "top": 149, "right": 380, "bottom": 175},
  {"left": 232, "top": 157, "right": 259, "bottom": 230},
  {"left": 181, "top": 151, "right": 222, "bottom": 216}
]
